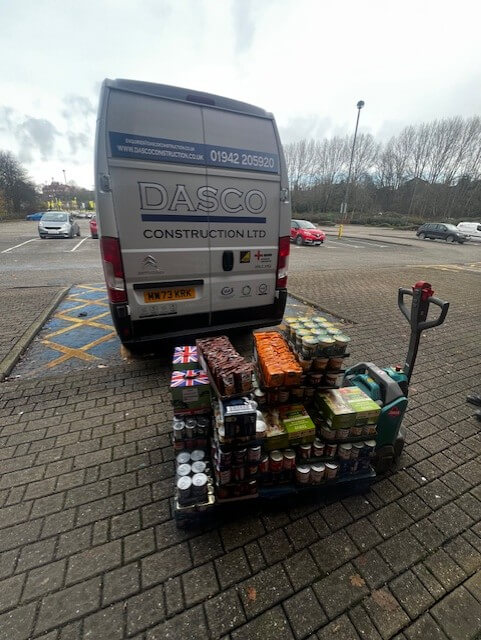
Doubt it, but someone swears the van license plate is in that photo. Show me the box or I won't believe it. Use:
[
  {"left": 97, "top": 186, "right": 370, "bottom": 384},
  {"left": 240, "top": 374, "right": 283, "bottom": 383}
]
[{"left": 143, "top": 287, "right": 195, "bottom": 303}]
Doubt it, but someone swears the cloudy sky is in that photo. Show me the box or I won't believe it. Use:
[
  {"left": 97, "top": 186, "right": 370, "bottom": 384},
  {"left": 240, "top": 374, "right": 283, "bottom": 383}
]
[{"left": 1, "top": 0, "right": 480, "bottom": 189}]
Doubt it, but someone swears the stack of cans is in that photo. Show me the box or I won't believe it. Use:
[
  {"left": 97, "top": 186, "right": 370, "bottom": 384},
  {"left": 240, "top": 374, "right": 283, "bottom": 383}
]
[
  {"left": 172, "top": 415, "right": 210, "bottom": 451},
  {"left": 176, "top": 450, "right": 211, "bottom": 506}
]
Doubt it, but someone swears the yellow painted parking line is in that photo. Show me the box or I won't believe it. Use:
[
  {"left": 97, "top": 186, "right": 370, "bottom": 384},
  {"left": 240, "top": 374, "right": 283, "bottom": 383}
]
[
  {"left": 41, "top": 331, "right": 117, "bottom": 370},
  {"left": 66, "top": 297, "right": 109, "bottom": 308},
  {"left": 77, "top": 285, "right": 108, "bottom": 293},
  {"left": 44, "top": 312, "right": 111, "bottom": 339}
]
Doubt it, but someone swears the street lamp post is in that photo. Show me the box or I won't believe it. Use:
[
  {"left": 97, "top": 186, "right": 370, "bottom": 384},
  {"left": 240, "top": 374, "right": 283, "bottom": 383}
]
[{"left": 340, "top": 100, "right": 365, "bottom": 222}]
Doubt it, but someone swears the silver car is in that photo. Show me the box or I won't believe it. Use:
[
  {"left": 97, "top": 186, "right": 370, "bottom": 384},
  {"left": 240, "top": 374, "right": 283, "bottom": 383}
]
[{"left": 38, "top": 212, "right": 80, "bottom": 239}]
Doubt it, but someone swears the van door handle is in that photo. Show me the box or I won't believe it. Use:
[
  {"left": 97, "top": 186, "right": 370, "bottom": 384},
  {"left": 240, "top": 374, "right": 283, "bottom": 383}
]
[{"left": 222, "top": 251, "right": 234, "bottom": 271}]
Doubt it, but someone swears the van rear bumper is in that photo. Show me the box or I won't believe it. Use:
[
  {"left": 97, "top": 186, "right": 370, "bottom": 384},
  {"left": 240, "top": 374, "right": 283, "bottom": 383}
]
[{"left": 110, "top": 289, "right": 287, "bottom": 344}]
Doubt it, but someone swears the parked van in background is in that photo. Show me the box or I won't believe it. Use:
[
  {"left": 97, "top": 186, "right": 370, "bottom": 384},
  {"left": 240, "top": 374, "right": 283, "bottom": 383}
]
[
  {"left": 457, "top": 222, "right": 481, "bottom": 240},
  {"left": 95, "top": 79, "right": 290, "bottom": 344}
]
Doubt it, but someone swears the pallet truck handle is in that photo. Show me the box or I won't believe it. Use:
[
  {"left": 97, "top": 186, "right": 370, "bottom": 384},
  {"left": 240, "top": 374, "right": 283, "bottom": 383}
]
[
  {"left": 398, "top": 287, "right": 413, "bottom": 323},
  {"left": 418, "top": 296, "right": 449, "bottom": 331}
]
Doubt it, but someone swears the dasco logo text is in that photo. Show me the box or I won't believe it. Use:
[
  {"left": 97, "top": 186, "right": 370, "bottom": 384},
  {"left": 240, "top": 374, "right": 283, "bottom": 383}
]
[{"left": 139, "top": 182, "right": 267, "bottom": 214}]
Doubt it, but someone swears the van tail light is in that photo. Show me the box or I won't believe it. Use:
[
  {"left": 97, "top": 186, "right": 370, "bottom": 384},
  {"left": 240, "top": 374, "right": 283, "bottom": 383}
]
[
  {"left": 276, "top": 236, "right": 290, "bottom": 289},
  {"left": 100, "top": 236, "right": 127, "bottom": 303}
]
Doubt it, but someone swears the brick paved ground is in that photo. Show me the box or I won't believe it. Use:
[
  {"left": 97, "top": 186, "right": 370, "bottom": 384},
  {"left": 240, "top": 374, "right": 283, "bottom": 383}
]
[
  {"left": 0, "top": 287, "right": 62, "bottom": 364},
  {"left": 1, "top": 265, "right": 481, "bottom": 639}
]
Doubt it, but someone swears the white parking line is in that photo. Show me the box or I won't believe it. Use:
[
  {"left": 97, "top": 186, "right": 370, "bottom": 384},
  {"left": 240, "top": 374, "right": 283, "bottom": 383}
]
[
  {"left": 328, "top": 239, "right": 362, "bottom": 249},
  {"left": 1, "top": 238, "right": 38, "bottom": 253},
  {"left": 70, "top": 237, "right": 89, "bottom": 252}
]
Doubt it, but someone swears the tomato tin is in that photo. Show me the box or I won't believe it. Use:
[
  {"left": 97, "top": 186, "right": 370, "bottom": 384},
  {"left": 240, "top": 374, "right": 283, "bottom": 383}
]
[
  {"left": 249, "top": 445, "right": 261, "bottom": 462},
  {"left": 296, "top": 465, "right": 311, "bottom": 484},
  {"left": 350, "top": 425, "right": 363, "bottom": 437},
  {"left": 173, "top": 422, "right": 185, "bottom": 441},
  {"left": 299, "top": 443, "right": 312, "bottom": 459},
  {"left": 232, "top": 465, "right": 245, "bottom": 481},
  {"left": 192, "top": 460, "right": 207, "bottom": 474},
  {"left": 313, "top": 439, "right": 325, "bottom": 457},
  {"left": 325, "top": 443, "right": 337, "bottom": 457},
  {"left": 325, "top": 462, "right": 339, "bottom": 479},
  {"left": 283, "top": 449, "right": 296, "bottom": 470},
  {"left": 269, "top": 450, "right": 284, "bottom": 473},
  {"left": 259, "top": 455, "right": 269, "bottom": 473},
  {"left": 351, "top": 442, "right": 364, "bottom": 459},
  {"left": 176, "top": 452, "right": 191, "bottom": 466},
  {"left": 191, "top": 450, "right": 205, "bottom": 462},
  {"left": 339, "top": 443, "right": 353, "bottom": 460},
  {"left": 310, "top": 463, "right": 325, "bottom": 483}
]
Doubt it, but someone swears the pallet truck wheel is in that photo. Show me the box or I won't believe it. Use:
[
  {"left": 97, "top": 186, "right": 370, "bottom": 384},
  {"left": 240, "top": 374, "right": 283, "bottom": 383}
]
[
  {"left": 373, "top": 445, "right": 395, "bottom": 474},
  {"left": 394, "top": 428, "right": 406, "bottom": 461}
]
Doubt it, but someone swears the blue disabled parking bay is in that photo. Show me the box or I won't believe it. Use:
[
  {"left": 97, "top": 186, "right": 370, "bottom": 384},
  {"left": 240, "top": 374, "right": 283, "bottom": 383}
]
[
  {"left": 11, "top": 284, "right": 345, "bottom": 379},
  {"left": 11, "top": 284, "right": 122, "bottom": 379}
]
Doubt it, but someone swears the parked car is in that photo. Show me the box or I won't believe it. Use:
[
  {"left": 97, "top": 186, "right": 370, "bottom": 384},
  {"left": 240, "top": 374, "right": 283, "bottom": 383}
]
[
  {"left": 89, "top": 216, "right": 98, "bottom": 238},
  {"left": 457, "top": 221, "right": 481, "bottom": 241},
  {"left": 25, "top": 212, "right": 47, "bottom": 221},
  {"left": 290, "top": 219, "right": 326, "bottom": 245},
  {"left": 416, "top": 223, "right": 468, "bottom": 244},
  {"left": 38, "top": 211, "right": 80, "bottom": 239}
]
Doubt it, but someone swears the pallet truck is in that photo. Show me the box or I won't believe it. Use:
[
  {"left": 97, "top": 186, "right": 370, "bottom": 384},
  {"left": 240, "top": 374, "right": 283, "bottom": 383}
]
[{"left": 344, "top": 281, "right": 449, "bottom": 473}]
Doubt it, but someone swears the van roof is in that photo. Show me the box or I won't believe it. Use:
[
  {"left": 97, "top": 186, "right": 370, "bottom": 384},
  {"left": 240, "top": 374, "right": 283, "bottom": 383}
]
[{"left": 104, "top": 79, "right": 271, "bottom": 119}]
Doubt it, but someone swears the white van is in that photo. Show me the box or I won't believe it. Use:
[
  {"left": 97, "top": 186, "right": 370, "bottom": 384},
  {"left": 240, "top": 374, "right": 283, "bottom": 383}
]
[
  {"left": 95, "top": 79, "right": 290, "bottom": 344},
  {"left": 457, "top": 222, "right": 481, "bottom": 240}
]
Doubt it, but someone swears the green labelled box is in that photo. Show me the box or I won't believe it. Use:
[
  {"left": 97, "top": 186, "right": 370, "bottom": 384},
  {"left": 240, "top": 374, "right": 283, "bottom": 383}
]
[
  {"left": 264, "top": 419, "right": 289, "bottom": 451},
  {"left": 338, "top": 386, "right": 381, "bottom": 425},
  {"left": 170, "top": 369, "right": 211, "bottom": 415},
  {"left": 280, "top": 404, "right": 316, "bottom": 444},
  {"left": 316, "top": 387, "right": 380, "bottom": 429}
]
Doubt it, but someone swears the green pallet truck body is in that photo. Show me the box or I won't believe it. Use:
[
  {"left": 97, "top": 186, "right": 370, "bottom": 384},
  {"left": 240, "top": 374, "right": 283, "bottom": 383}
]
[{"left": 344, "top": 281, "right": 449, "bottom": 473}]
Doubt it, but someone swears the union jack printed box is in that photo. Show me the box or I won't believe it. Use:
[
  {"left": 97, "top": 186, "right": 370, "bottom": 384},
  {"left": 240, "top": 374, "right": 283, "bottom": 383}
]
[
  {"left": 172, "top": 346, "right": 199, "bottom": 371},
  {"left": 170, "top": 369, "right": 211, "bottom": 414}
]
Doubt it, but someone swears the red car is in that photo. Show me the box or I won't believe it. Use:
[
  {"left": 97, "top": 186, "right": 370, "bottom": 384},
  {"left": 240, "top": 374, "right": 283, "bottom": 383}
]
[
  {"left": 290, "top": 219, "right": 326, "bottom": 246},
  {"left": 89, "top": 216, "right": 98, "bottom": 239}
]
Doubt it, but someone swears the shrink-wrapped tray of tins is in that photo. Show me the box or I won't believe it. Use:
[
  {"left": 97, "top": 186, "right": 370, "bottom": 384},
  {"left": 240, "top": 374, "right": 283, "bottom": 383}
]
[
  {"left": 283, "top": 316, "right": 351, "bottom": 377},
  {"left": 211, "top": 437, "right": 260, "bottom": 502},
  {"left": 196, "top": 336, "right": 254, "bottom": 398},
  {"left": 253, "top": 331, "right": 302, "bottom": 387},
  {"left": 172, "top": 414, "right": 211, "bottom": 452},
  {"left": 314, "top": 387, "right": 381, "bottom": 431},
  {"left": 174, "top": 449, "right": 216, "bottom": 526}
]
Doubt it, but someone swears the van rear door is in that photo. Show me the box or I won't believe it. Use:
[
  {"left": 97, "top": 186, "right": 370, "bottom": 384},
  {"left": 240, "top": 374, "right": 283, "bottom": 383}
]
[
  {"left": 202, "top": 108, "right": 282, "bottom": 323},
  {"left": 105, "top": 89, "right": 212, "bottom": 327}
]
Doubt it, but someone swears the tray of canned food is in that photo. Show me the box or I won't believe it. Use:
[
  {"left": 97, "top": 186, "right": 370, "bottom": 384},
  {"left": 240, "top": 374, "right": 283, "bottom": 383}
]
[
  {"left": 172, "top": 414, "right": 211, "bottom": 451},
  {"left": 258, "top": 466, "right": 376, "bottom": 499},
  {"left": 196, "top": 336, "right": 255, "bottom": 400},
  {"left": 175, "top": 449, "right": 215, "bottom": 508},
  {"left": 212, "top": 398, "right": 266, "bottom": 449}
]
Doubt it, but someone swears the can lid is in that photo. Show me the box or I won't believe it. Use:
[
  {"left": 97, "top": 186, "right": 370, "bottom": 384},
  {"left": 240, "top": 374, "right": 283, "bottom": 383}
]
[
  {"left": 325, "top": 462, "right": 339, "bottom": 470},
  {"left": 364, "top": 440, "right": 377, "bottom": 447},
  {"left": 192, "top": 461, "right": 206, "bottom": 474},
  {"left": 284, "top": 449, "right": 296, "bottom": 459},
  {"left": 176, "top": 452, "right": 191, "bottom": 464},
  {"left": 197, "top": 417, "right": 210, "bottom": 427},
  {"left": 340, "top": 443, "right": 353, "bottom": 451},
  {"left": 191, "top": 450, "right": 205, "bottom": 461},
  {"left": 300, "top": 443, "right": 312, "bottom": 450},
  {"left": 270, "top": 451, "right": 283, "bottom": 462},
  {"left": 314, "top": 438, "right": 324, "bottom": 446},
  {"left": 177, "top": 463, "right": 191, "bottom": 476},
  {"left": 192, "top": 473, "right": 208, "bottom": 487},
  {"left": 177, "top": 476, "right": 192, "bottom": 490},
  {"left": 250, "top": 445, "right": 261, "bottom": 452},
  {"left": 353, "top": 442, "right": 365, "bottom": 450},
  {"left": 173, "top": 423, "right": 185, "bottom": 432},
  {"left": 311, "top": 463, "right": 326, "bottom": 472},
  {"left": 296, "top": 465, "right": 310, "bottom": 473}
]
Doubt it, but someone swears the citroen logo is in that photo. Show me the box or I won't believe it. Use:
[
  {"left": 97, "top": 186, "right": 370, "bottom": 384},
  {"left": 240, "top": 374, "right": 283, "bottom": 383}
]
[{"left": 143, "top": 255, "right": 157, "bottom": 267}]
